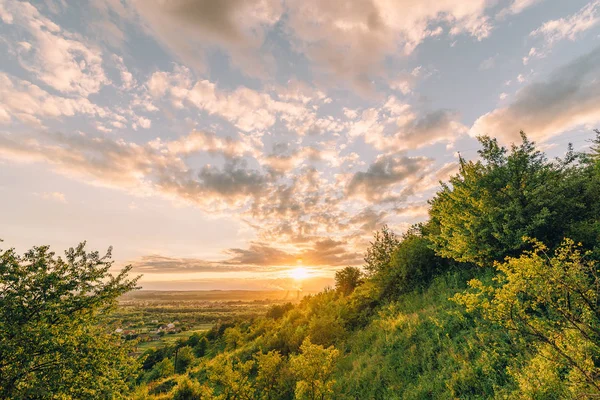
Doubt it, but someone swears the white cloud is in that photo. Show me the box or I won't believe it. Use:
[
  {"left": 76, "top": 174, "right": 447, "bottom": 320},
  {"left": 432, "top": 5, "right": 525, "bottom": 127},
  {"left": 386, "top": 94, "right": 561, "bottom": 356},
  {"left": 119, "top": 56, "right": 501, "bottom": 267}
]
[
  {"left": 0, "top": 72, "right": 108, "bottom": 125},
  {"left": 531, "top": 1, "right": 600, "bottom": 45},
  {"left": 522, "top": 47, "right": 545, "bottom": 65},
  {"left": 2, "top": 0, "right": 110, "bottom": 96},
  {"left": 145, "top": 66, "right": 330, "bottom": 134},
  {"left": 112, "top": 54, "right": 135, "bottom": 90},
  {"left": 471, "top": 46, "right": 600, "bottom": 143},
  {"left": 497, "top": 0, "right": 544, "bottom": 18},
  {"left": 285, "top": 0, "right": 492, "bottom": 91}
]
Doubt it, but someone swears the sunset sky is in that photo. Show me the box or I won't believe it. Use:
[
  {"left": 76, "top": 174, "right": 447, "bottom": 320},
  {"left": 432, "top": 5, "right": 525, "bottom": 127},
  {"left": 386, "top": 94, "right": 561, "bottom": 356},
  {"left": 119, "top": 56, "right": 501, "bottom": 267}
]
[{"left": 1, "top": 0, "right": 599, "bottom": 290}]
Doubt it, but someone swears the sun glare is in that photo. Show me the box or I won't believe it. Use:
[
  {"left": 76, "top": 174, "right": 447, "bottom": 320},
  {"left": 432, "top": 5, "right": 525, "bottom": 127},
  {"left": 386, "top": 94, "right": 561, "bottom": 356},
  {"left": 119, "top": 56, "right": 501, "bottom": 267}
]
[{"left": 290, "top": 267, "right": 309, "bottom": 281}]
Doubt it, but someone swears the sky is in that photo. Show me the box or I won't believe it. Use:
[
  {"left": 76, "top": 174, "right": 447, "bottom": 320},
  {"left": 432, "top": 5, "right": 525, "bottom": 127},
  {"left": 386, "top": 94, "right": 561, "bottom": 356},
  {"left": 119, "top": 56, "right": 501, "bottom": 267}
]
[{"left": 1, "top": 0, "right": 600, "bottom": 291}]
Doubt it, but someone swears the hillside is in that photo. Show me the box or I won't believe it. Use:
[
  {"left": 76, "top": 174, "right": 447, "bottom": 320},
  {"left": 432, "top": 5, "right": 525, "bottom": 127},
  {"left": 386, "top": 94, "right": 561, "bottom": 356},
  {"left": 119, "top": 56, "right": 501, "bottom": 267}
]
[{"left": 129, "top": 133, "right": 600, "bottom": 399}]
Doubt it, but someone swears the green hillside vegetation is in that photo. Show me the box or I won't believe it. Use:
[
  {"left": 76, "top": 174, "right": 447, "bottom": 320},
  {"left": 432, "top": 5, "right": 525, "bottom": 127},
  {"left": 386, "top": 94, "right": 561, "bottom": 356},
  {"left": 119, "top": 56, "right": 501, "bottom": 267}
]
[{"left": 2, "top": 132, "right": 599, "bottom": 399}]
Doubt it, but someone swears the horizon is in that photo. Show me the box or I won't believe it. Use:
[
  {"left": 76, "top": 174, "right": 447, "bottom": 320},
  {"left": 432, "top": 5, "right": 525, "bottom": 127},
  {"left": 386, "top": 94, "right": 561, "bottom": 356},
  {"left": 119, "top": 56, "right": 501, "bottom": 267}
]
[{"left": 2, "top": 0, "right": 600, "bottom": 290}]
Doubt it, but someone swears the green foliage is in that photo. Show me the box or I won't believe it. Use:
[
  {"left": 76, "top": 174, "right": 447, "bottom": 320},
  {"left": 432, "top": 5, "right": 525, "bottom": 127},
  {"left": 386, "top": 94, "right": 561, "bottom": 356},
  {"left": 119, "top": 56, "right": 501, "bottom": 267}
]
[
  {"left": 148, "top": 377, "right": 177, "bottom": 395},
  {"left": 377, "top": 230, "right": 451, "bottom": 299},
  {"left": 142, "top": 347, "right": 172, "bottom": 371},
  {"left": 147, "top": 358, "right": 175, "bottom": 382},
  {"left": 454, "top": 239, "right": 600, "bottom": 396},
  {"left": 266, "top": 302, "right": 294, "bottom": 319},
  {"left": 429, "top": 133, "right": 593, "bottom": 266},
  {"left": 207, "top": 355, "right": 255, "bottom": 399},
  {"left": 172, "top": 376, "right": 213, "bottom": 400},
  {"left": 363, "top": 225, "right": 399, "bottom": 276},
  {"left": 0, "top": 242, "right": 140, "bottom": 399},
  {"left": 335, "top": 269, "right": 514, "bottom": 399},
  {"left": 290, "top": 338, "right": 339, "bottom": 400},
  {"left": 334, "top": 266, "right": 363, "bottom": 296},
  {"left": 254, "top": 350, "right": 290, "bottom": 400},
  {"left": 193, "top": 337, "right": 209, "bottom": 358},
  {"left": 175, "top": 346, "right": 195, "bottom": 374}
]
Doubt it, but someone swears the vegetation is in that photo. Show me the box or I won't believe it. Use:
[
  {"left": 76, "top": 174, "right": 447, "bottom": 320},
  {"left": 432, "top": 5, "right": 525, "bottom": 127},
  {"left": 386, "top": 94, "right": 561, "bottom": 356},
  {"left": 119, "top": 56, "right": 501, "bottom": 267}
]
[
  {"left": 2, "top": 131, "right": 600, "bottom": 399},
  {"left": 0, "top": 243, "right": 140, "bottom": 399}
]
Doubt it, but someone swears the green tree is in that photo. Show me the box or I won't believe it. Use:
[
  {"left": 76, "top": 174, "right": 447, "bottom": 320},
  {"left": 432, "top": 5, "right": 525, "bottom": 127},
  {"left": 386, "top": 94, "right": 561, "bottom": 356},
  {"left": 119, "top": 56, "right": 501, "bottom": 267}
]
[
  {"left": 334, "top": 266, "right": 363, "bottom": 296},
  {"left": 290, "top": 338, "right": 339, "bottom": 400},
  {"left": 207, "top": 355, "right": 255, "bottom": 399},
  {"left": 453, "top": 239, "right": 600, "bottom": 396},
  {"left": 224, "top": 326, "right": 243, "bottom": 351},
  {"left": 175, "top": 346, "right": 195, "bottom": 374},
  {"left": 429, "top": 133, "right": 583, "bottom": 266},
  {"left": 363, "top": 225, "right": 399, "bottom": 276},
  {"left": 0, "top": 242, "right": 140, "bottom": 399},
  {"left": 193, "top": 337, "right": 209, "bottom": 358},
  {"left": 254, "top": 350, "right": 290, "bottom": 400},
  {"left": 146, "top": 357, "right": 175, "bottom": 382},
  {"left": 377, "top": 229, "right": 449, "bottom": 299}
]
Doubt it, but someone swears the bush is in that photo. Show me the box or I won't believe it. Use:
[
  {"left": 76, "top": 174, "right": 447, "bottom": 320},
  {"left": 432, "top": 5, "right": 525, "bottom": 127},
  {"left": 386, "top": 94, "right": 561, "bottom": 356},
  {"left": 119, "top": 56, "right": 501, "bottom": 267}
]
[{"left": 172, "top": 376, "right": 213, "bottom": 400}]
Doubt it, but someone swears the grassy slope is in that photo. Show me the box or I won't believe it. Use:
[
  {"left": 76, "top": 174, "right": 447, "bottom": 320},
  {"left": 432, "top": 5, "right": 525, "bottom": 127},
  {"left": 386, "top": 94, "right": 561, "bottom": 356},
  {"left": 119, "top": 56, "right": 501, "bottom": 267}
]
[{"left": 334, "top": 269, "right": 517, "bottom": 399}]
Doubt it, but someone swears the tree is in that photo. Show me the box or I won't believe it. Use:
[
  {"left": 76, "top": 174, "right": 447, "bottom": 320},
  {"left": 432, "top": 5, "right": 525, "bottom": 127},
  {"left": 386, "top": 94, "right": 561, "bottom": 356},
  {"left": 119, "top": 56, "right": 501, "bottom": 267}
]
[
  {"left": 254, "top": 350, "right": 291, "bottom": 400},
  {"left": 290, "top": 338, "right": 339, "bottom": 400},
  {"left": 377, "top": 232, "right": 448, "bottom": 299},
  {"left": 207, "top": 355, "right": 255, "bottom": 399},
  {"left": 174, "top": 346, "right": 194, "bottom": 374},
  {"left": 0, "top": 242, "right": 140, "bottom": 399},
  {"left": 193, "top": 337, "right": 209, "bottom": 358},
  {"left": 224, "top": 326, "right": 243, "bottom": 350},
  {"left": 266, "top": 302, "right": 294, "bottom": 319},
  {"left": 147, "top": 358, "right": 175, "bottom": 382},
  {"left": 363, "top": 225, "right": 399, "bottom": 276},
  {"left": 429, "top": 133, "right": 587, "bottom": 266},
  {"left": 335, "top": 266, "right": 363, "bottom": 296},
  {"left": 453, "top": 239, "right": 600, "bottom": 396}
]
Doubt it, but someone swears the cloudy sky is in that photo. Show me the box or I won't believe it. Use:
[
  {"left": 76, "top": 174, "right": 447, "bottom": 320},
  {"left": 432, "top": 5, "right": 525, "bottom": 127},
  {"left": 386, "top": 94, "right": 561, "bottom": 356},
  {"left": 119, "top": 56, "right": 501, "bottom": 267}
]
[{"left": 1, "top": 0, "right": 599, "bottom": 290}]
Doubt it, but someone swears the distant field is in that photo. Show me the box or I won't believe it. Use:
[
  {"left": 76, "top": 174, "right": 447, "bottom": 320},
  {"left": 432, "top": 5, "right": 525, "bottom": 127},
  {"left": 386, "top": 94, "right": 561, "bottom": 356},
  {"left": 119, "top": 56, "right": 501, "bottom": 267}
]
[
  {"left": 112, "top": 290, "right": 314, "bottom": 351},
  {"left": 119, "top": 289, "right": 313, "bottom": 302}
]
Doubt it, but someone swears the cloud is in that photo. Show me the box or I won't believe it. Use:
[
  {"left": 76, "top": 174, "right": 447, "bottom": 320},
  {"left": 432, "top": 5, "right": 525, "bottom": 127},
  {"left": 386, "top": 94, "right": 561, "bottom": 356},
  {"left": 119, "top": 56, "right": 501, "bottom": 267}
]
[
  {"left": 479, "top": 54, "right": 499, "bottom": 70},
  {"left": 112, "top": 54, "right": 135, "bottom": 90},
  {"left": 531, "top": 1, "right": 600, "bottom": 45},
  {"left": 131, "top": 0, "right": 282, "bottom": 76},
  {"left": 158, "top": 130, "right": 257, "bottom": 159},
  {"left": 1, "top": 0, "right": 110, "bottom": 96},
  {"left": 196, "top": 159, "right": 268, "bottom": 197},
  {"left": 471, "top": 46, "right": 600, "bottom": 143},
  {"left": 0, "top": 72, "right": 108, "bottom": 126},
  {"left": 145, "top": 66, "right": 324, "bottom": 134},
  {"left": 522, "top": 47, "right": 545, "bottom": 65},
  {"left": 285, "top": 0, "right": 492, "bottom": 92},
  {"left": 389, "top": 66, "right": 433, "bottom": 94},
  {"left": 390, "top": 109, "right": 467, "bottom": 150},
  {"left": 130, "top": 254, "right": 260, "bottom": 274},
  {"left": 497, "top": 0, "right": 544, "bottom": 18},
  {"left": 347, "top": 154, "right": 432, "bottom": 202},
  {"left": 37, "top": 191, "right": 67, "bottom": 203},
  {"left": 357, "top": 100, "right": 468, "bottom": 152},
  {"left": 226, "top": 242, "right": 296, "bottom": 266},
  {"left": 131, "top": 238, "right": 360, "bottom": 278},
  {"left": 105, "top": 0, "right": 496, "bottom": 93}
]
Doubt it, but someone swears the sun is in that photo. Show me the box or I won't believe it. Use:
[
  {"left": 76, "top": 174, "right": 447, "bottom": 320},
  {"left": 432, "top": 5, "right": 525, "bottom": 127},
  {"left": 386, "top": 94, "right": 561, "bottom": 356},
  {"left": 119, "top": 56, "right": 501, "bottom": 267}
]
[{"left": 290, "top": 267, "right": 309, "bottom": 281}]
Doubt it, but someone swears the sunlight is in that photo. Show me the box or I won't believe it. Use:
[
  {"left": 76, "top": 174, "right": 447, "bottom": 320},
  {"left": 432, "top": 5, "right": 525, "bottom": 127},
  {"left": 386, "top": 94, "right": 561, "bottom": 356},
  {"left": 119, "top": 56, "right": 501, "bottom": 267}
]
[{"left": 290, "top": 267, "right": 309, "bottom": 281}]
